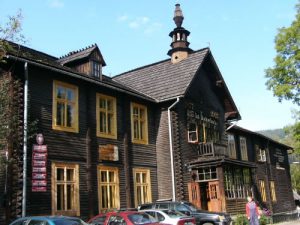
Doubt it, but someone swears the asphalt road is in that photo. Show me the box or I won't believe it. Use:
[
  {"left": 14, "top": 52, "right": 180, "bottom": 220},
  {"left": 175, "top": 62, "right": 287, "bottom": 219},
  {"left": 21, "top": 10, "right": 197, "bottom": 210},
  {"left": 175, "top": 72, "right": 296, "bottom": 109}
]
[{"left": 273, "top": 220, "right": 300, "bottom": 225}]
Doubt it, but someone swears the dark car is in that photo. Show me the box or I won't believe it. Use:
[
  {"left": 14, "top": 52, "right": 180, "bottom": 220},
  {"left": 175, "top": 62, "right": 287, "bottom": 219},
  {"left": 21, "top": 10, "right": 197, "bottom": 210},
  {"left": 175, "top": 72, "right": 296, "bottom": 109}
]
[
  {"left": 9, "top": 216, "right": 88, "bottom": 225},
  {"left": 138, "top": 201, "right": 232, "bottom": 225},
  {"left": 88, "top": 211, "right": 163, "bottom": 225}
]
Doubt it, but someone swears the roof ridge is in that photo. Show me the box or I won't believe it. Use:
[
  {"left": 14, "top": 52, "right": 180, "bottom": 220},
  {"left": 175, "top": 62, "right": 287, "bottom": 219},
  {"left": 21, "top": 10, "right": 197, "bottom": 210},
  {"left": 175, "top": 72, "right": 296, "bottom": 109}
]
[
  {"left": 113, "top": 47, "right": 210, "bottom": 78},
  {"left": 59, "top": 43, "right": 97, "bottom": 59}
]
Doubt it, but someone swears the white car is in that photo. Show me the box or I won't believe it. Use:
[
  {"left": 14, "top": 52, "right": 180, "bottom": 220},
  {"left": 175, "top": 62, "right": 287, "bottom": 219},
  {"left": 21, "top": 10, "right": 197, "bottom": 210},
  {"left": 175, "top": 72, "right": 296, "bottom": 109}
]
[{"left": 139, "top": 209, "right": 196, "bottom": 225}]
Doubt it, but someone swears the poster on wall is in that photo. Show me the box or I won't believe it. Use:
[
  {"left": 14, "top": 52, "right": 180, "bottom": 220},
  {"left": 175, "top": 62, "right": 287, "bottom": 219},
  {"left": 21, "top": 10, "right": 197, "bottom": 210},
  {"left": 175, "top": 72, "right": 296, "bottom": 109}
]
[{"left": 32, "top": 133, "right": 48, "bottom": 192}]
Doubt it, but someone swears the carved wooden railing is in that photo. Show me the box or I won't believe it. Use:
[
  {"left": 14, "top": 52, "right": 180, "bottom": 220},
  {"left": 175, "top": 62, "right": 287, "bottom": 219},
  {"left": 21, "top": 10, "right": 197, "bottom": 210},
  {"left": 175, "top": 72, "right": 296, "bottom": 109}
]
[{"left": 198, "top": 142, "right": 228, "bottom": 157}]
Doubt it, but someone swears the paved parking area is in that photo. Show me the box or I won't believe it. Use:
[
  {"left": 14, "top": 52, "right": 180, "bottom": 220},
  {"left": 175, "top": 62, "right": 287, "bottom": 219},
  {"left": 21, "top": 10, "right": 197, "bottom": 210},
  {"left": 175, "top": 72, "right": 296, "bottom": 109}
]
[{"left": 273, "top": 220, "right": 300, "bottom": 225}]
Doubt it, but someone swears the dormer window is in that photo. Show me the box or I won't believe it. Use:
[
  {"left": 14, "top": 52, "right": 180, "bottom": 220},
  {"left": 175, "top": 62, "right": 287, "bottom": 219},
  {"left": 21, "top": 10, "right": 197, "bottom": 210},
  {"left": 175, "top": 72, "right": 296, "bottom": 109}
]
[{"left": 92, "top": 61, "right": 102, "bottom": 78}]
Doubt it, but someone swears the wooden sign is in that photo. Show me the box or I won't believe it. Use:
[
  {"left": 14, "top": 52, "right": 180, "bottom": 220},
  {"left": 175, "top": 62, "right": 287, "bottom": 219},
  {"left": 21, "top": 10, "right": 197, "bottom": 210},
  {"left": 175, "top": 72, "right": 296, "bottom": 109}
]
[
  {"left": 32, "top": 134, "right": 47, "bottom": 192},
  {"left": 99, "top": 144, "right": 119, "bottom": 161}
]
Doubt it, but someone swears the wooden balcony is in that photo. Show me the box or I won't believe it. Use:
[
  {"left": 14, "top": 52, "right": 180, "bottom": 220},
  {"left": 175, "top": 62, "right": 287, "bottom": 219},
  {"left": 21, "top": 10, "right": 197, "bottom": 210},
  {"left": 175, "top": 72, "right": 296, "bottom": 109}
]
[{"left": 198, "top": 142, "right": 228, "bottom": 157}]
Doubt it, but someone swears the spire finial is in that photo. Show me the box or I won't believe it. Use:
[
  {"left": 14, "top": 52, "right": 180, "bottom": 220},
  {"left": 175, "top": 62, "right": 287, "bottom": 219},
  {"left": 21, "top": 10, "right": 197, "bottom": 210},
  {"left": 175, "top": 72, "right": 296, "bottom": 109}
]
[{"left": 173, "top": 4, "right": 184, "bottom": 27}]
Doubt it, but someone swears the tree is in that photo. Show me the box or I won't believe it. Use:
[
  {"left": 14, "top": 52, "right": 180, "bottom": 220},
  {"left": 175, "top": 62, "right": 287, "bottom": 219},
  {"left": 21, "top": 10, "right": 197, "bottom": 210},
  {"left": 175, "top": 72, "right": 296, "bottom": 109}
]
[
  {"left": 265, "top": 1, "right": 300, "bottom": 194},
  {"left": 265, "top": 1, "right": 300, "bottom": 106},
  {"left": 0, "top": 9, "right": 26, "bottom": 61}
]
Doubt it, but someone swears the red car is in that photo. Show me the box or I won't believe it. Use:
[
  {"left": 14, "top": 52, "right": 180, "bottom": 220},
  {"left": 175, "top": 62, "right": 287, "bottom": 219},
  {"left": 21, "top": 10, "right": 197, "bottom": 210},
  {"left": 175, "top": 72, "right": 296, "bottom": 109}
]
[{"left": 88, "top": 211, "right": 164, "bottom": 225}]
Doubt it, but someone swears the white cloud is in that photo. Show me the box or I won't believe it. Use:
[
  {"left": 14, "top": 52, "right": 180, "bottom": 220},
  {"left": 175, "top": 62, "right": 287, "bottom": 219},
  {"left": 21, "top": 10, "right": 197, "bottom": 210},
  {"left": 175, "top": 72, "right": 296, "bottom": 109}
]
[
  {"left": 117, "top": 14, "right": 162, "bottom": 34},
  {"left": 117, "top": 15, "right": 128, "bottom": 22},
  {"left": 49, "top": 0, "right": 64, "bottom": 9}
]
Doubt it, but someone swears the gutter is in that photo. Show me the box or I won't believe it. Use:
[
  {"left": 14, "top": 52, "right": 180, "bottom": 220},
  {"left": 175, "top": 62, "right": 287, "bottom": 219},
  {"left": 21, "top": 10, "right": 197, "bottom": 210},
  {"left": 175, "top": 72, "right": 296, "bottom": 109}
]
[
  {"left": 22, "top": 62, "right": 28, "bottom": 217},
  {"left": 167, "top": 97, "right": 180, "bottom": 201}
]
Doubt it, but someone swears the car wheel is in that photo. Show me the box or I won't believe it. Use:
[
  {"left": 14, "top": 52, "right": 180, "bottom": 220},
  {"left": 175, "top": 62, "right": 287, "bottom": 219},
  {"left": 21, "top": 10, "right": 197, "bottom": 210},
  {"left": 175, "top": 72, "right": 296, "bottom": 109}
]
[{"left": 202, "top": 223, "right": 214, "bottom": 225}]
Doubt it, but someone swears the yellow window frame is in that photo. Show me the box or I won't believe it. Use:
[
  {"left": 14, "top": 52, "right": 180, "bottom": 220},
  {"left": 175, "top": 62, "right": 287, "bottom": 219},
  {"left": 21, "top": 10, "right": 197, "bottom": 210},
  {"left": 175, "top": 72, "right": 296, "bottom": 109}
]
[
  {"left": 131, "top": 102, "right": 148, "bottom": 144},
  {"left": 52, "top": 80, "right": 79, "bottom": 133},
  {"left": 259, "top": 179, "right": 267, "bottom": 202},
  {"left": 51, "top": 162, "right": 80, "bottom": 216},
  {"left": 228, "top": 134, "right": 237, "bottom": 159},
  {"left": 270, "top": 181, "right": 277, "bottom": 202},
  {"left": 133, "top": 168, "right": 152, "bottom": 207},
  {"left": 96, "top": 93, "right": 117, "bottom": 139},
  {"left": 97, "top": 166, "right": 120, "bottom": 212},
  {"left": 240, "top": 136, "right": 248, "bottom": 161}
]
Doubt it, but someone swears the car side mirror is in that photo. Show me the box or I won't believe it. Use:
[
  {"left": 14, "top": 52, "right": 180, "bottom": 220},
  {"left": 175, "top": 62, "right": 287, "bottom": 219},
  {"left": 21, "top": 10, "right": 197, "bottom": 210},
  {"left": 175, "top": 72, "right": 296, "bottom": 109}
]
[{"left": 183, "top": 211, "right": 190, "bottom": 216}]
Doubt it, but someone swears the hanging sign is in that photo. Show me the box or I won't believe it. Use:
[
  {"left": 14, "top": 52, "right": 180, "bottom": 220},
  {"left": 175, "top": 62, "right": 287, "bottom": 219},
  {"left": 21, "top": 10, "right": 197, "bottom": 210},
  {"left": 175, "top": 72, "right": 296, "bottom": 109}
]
[{"left": 32, "top": 133, "right": 47, "bottom": 192}]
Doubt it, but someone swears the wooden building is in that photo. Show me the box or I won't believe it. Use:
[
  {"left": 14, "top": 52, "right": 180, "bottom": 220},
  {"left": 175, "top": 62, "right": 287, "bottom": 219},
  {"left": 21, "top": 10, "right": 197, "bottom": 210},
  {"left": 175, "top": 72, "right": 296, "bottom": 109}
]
[{"left": 0, "top": 3, "right": 295, "bottom": 224}]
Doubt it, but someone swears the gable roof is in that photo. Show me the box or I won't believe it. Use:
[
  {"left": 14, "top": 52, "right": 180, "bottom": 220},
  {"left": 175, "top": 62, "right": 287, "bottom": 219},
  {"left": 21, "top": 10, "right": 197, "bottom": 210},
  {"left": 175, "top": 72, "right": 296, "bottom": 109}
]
[
  {"left": 228, "top": 125, "right": 293, "bottom": 151},
  {"left": 113, "top": 48, "right": 240, "bottom": 120},
  {"left": 113, "top": 48, "right": 209, "bottom": 102},
  {"left": 57, "top": 44, "right": 106, "bottom": 66}
]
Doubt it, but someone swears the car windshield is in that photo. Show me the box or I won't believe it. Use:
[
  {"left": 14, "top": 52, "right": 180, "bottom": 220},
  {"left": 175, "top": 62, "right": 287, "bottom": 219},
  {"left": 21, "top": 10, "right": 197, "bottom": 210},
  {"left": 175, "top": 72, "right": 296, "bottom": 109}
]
[
  {"left": 162, "top": 210, "right": 185, "bottom": 218},
  {"left": 184, "top": 203, "right": 198, "bottom": 212},
  {"left": 128, "top": 213, "right": 157, "bottom": 225}
]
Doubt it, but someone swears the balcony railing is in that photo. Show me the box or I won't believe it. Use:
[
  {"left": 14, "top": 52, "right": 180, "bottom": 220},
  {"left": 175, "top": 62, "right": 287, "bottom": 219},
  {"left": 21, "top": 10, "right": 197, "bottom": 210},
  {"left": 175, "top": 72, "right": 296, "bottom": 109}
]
[{"left": 198, "top": 142, "right": 228, "bottom": 157}]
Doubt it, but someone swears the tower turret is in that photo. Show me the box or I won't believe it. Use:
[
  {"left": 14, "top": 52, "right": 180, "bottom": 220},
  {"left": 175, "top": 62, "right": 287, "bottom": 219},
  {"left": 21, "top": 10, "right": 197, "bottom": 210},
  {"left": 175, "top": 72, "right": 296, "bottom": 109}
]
[{"left": 168, "top": 4, "right": 193, "bottom": 64}]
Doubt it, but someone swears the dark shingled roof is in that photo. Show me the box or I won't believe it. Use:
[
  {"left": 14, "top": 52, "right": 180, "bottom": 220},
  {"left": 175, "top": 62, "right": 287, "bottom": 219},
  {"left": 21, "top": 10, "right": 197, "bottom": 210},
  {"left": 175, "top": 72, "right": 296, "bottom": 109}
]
[
  {"left": 2, "top": 41, "right": 154, "bottom": 102},
  {"left": 113, "top": 48, "right": 209, "bottom": 102},
  {"left": 57, "top": 44, "right": 106, "bottom": 66}
]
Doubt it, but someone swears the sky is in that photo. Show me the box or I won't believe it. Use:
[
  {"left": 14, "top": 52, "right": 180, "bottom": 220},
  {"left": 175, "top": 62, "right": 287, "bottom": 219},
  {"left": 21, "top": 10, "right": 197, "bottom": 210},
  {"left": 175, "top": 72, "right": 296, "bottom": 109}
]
[{"left": 1, "top": 0, "right": 299, "bottom": 131}]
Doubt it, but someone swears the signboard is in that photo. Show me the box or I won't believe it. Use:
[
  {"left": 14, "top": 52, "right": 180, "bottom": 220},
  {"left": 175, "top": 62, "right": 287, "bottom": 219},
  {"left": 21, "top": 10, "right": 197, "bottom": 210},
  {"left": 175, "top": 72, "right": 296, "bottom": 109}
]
[
  {"left": 99, "top": 144, "right": 119, "bottom": 161},
  {"left": 32, "top": 133, "right": 47, "bottom": 192}
]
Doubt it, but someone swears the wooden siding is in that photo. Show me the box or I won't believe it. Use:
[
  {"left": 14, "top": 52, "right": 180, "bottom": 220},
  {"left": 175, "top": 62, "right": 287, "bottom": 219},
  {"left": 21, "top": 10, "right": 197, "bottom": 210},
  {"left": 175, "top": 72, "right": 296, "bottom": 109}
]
[{"left": 12, "top": 63, "right": 159, "bottom": 220}]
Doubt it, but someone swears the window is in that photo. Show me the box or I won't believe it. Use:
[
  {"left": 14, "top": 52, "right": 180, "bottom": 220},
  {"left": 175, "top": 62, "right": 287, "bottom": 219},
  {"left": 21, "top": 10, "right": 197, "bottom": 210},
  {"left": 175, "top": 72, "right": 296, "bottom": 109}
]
[
  {"left": 227, "top": 134, "right": 236, "bottom": 159},
  {"left": 259, "top": 180, "right": 267, "bottom": 202},
  {"left": 240, "top": 136, "right": 248, "bottom": 161},
  {"left": 92, "top": 61, "right": 102, "bottom": 78},
  {"left": 96, "top": 94, "right": 117, "bottom": 139},
  {"left": 224, "top": 167, "right": 251, "bottom": 199},
  {"left": 198, "top": 167, "right": 217, "bottom": 181},
  {"left": 270, "top": 181, "right": 277, "bottom": 202},
  {"left": 52, "top": 81, "right": 78, "bottom": 132},
  {"left": 131, "top": 103, "right": 148, "bottom": 144},
  {"left": 98, "top": 166, "right": 120, "bottom": 212},
  {"left": 133, "top": 168, "right": 152, "bottom": 207},
  {"left": 256, "top": 145, "right": 266, "bottom": 162},
  {"left": 188, "top": 122, "right": 198, "bottom": 143},
  {"left": 51, "top": 162, "right": 80, "bottom": 216}
]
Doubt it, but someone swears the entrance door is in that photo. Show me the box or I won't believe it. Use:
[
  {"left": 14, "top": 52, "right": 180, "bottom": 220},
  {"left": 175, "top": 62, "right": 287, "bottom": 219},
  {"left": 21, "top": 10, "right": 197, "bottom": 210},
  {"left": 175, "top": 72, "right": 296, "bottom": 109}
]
[
  {"left": 188, "top": 182, "right": 201, "bottom": 209},
  {"left": 208, "top": 181, "right": 221, "bottom": 212}
]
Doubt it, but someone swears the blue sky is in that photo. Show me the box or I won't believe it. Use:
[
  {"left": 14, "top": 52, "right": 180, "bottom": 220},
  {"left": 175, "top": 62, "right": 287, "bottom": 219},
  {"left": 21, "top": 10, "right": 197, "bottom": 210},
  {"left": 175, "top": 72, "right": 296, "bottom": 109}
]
[{"left": 1, "top": 0, "right": 298, "bottom": 131}]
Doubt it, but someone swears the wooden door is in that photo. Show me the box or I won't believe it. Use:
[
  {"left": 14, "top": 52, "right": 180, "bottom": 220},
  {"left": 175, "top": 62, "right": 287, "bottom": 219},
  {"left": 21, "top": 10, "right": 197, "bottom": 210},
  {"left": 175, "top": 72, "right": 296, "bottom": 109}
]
[
  {"left": 208, "top": 181, "right": 221, "bottom": 212},
  {"left": 188, "top": 182, "right": 201, "bottom": 209}
]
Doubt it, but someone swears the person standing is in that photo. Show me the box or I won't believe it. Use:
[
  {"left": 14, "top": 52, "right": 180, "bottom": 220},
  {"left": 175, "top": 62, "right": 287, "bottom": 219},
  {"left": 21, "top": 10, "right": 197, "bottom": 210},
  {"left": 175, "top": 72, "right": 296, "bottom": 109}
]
[{"left": 246, "top": 196, "right": 260, "bottom": 225}]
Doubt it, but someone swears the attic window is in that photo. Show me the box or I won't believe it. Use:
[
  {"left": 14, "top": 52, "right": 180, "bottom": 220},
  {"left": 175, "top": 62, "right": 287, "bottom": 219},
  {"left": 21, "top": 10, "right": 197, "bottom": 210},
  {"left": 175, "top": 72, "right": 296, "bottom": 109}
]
[{"left": 92, "top": 61, "right": 102, "bottom": 78}]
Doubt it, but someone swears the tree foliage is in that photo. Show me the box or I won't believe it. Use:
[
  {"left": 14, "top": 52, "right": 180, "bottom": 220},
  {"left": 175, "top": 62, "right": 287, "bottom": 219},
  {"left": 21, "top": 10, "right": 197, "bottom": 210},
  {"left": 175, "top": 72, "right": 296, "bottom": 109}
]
[
  {"left": 265, "top": 1, "right": 300, "bottom": 106},
  {"left": 0, "top": 9, "right": 26, "bottom": 61}
]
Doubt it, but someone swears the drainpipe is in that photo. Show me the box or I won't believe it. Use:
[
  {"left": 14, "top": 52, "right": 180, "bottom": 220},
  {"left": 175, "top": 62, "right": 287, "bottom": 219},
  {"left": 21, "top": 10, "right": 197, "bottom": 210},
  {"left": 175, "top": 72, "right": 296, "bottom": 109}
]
[
  {"left": 22, "top": 62, "right": 28, "bottom": 217},
  {"left": 168, "top": 97, "right": 180, "bottom": 202}
]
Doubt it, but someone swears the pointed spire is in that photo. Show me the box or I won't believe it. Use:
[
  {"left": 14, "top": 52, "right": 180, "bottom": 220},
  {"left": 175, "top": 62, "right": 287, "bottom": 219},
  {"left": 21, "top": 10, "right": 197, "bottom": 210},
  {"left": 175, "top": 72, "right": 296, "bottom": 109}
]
[
  {"left": 173, "top": 4, "right": 184, "bottom": 27},
  {"left": 168, "top": 4, "right": 193, "bottom": 63}
]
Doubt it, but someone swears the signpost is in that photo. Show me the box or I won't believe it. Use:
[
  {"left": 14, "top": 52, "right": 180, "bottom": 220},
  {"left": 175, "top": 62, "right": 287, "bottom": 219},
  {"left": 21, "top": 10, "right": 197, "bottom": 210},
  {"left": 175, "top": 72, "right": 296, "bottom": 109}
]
[{"left": 32, "top": 134, "right": 47, "bottom": 192}]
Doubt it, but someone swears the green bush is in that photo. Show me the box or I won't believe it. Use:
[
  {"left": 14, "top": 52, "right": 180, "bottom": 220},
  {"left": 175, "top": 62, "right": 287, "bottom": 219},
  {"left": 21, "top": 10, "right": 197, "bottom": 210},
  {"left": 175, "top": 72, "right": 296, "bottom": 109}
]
[
  {"left": 235, "top": 214, "right": 249, "bottom": 225},
  {"left": 259, "top": 214, "right": 270, "bottom": 225}
]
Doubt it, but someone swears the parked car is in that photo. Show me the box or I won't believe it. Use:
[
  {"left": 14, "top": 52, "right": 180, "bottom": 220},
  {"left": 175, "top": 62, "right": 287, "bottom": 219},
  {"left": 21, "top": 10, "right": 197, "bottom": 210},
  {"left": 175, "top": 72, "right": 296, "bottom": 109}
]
[
  {"left": 138, "top": 201, "right": 232, "bottom": 225},
  {"left": 139, "top": 209, "right": 195, "bottom": 225},
  {"left": 9, "top": 215, "right": 89, "bottom": 225},
  {"left": 88, "top": 211, "right": 163, "bottom": 225}
]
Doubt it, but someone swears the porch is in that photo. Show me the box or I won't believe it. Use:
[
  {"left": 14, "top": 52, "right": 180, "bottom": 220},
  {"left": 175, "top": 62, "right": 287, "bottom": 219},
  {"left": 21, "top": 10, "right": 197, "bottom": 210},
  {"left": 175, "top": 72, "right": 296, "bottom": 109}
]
[{"left": 197, "top": 142, "right": 228, "bottom": 157}]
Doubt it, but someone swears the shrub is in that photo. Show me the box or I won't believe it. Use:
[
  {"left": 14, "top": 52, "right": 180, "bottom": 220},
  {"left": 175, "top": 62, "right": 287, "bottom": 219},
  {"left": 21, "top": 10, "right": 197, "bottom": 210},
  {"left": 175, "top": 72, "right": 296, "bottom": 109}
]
[
  {"left": 259, "top": 214, "right": 270, "bottom": 225},
  {"left": 235, "top": 214, "right": 249, "bottom": 225}
]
